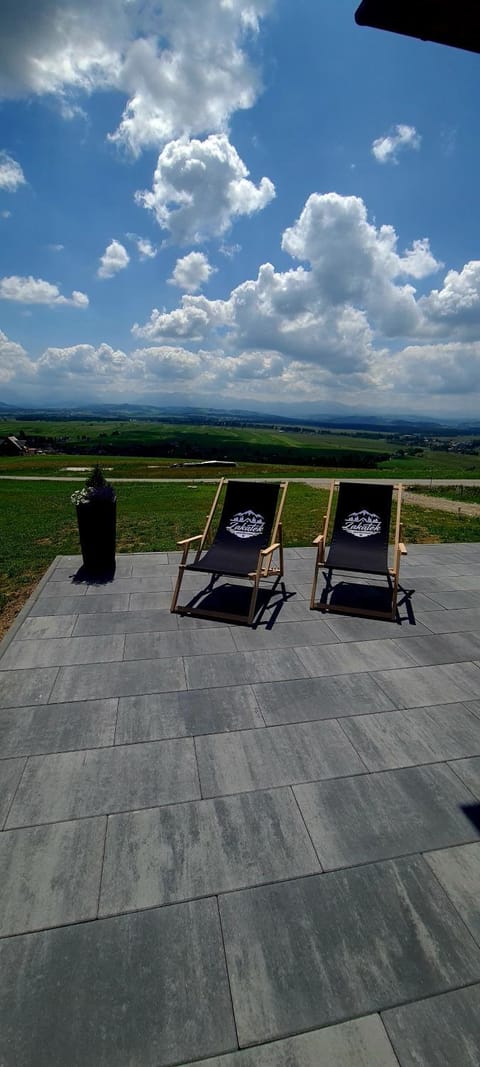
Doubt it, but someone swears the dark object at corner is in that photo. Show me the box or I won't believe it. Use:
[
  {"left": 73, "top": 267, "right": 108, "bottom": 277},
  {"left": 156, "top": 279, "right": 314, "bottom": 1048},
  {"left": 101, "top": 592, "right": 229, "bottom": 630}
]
[
  {"left": 355, "top": 0, "right": 480, "bottom": 55},
  {"left": 76, "top": 498, "right": 116, "bottom": 575}
]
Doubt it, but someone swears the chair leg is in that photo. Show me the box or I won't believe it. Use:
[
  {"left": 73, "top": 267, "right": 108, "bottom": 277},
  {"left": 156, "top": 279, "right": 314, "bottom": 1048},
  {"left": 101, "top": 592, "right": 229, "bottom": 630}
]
[
  {"left": 310, "top": 551, "right": 321, "bottom": 609},
  {"left": 171, "top": 566, "right": 186, "bottom": 613},
  {"left": 247, "top": 574, "right": 262, "bottom": 625},
  {"left": 391, "top": 573, "right": 399, "bottom": 620}
]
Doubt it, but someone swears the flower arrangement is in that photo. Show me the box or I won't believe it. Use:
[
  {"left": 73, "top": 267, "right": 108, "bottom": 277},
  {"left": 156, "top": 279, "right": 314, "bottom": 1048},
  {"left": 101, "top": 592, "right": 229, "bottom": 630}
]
[{"left": 71, "top": 464, "right": 116, "bottom": 506}]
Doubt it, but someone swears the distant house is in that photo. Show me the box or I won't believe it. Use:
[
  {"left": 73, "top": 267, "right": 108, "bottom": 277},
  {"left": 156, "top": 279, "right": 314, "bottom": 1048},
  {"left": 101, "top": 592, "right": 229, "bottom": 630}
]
[{"left": 0, "top": 435, "right": 27, "bottom": 455}]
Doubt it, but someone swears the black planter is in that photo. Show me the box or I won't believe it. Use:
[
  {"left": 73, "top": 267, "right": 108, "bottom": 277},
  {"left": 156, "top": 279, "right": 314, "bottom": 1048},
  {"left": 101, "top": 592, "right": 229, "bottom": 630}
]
[{"left": 76, "top": 498, "right": 116, "bottom": 575}]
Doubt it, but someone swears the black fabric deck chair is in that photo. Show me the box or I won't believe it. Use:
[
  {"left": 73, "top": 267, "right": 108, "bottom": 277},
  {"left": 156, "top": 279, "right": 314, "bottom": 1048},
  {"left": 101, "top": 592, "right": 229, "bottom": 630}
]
[
  {"left": 171, "top": 479, "right": 288, "bottom": 624},
  {"left": 310, "top": 481, "right": 407, "bottom": 620}
]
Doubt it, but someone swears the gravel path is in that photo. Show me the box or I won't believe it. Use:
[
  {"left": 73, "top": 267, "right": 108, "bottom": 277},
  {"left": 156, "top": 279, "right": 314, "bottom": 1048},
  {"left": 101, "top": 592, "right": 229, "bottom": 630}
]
[{"left": 402, "top": 491, "right": 480, "bottom": 517}]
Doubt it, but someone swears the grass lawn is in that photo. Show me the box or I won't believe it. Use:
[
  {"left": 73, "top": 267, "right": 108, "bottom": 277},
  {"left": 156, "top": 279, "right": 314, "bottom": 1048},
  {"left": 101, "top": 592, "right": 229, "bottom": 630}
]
[{"left": 1, "top": 479, "right": 479, "bottom": 639}]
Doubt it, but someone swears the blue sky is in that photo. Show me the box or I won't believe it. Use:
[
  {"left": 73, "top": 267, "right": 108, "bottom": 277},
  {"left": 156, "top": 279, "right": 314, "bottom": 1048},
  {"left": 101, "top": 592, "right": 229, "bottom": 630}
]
[{"left": 1, "top": 0, "right": 480, "bottom": 416}]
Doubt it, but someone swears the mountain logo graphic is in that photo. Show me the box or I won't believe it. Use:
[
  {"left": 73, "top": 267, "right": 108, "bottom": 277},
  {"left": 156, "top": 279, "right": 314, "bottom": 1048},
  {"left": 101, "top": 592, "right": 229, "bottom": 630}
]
[
  {"left": 342, "top": 509, "right": 382, "bottom": 538},
  {"left": 226, "top": 509, "right": 265, "bottom": 539}
]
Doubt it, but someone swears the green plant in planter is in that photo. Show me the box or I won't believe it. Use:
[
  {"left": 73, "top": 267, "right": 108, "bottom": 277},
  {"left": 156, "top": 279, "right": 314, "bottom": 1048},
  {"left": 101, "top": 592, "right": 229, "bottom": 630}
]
[{"left": 72, "top": 464, "right": 117, "bottom": 574}]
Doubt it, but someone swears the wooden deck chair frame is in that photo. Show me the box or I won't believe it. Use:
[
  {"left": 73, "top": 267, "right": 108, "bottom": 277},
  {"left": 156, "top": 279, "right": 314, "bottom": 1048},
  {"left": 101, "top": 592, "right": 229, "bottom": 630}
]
[
  {"left": 171, "top": 478, "right": 288, "bottom": 625},
  {"left": 310, "top": 481, "right": 407, "bottom": 621}
]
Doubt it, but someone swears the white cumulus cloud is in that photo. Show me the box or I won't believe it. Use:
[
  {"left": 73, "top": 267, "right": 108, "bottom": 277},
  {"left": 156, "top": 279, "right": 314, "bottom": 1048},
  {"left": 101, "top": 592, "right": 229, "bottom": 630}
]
[
  {"left": 37, "top": 342, "right": 128, "bottom": 377},
  {"left": 97, "top": 239, "right": 130, "bottom": 279},
  {"left": 169, "top": 252, "right": 216, "bottom": 292},
  {"left": 419, "top": 261, "right": 480, "bottom": 339},
  {"left": 0, "top": 150, "right": 26, "bottom": 191},
  {"left": 0, "top": 1, "right": 273, "bottom": 155},
  {"left": 136, "top": 237, "right": 156, "bottom": 260},
  {"left": 0, "top": 275, "right": 88, "bottom": 307},
  {"left": 0, "top": 329, "right": 33, "bottom": 383},
  {"left": 136, "top": 134, "right": 275, "bottom": 244},
  {"left": 372, "top": 124, "right": 421, "bottom": 164}
]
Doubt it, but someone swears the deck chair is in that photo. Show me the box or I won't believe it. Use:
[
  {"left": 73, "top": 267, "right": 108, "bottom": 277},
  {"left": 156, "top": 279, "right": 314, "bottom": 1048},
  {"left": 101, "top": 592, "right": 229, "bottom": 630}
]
[
  {"left": 310, "top": 481, "right": 407, "bottom": 620},
  {"left": 171, "top": 479, "right": 288, "bottom": 624}
]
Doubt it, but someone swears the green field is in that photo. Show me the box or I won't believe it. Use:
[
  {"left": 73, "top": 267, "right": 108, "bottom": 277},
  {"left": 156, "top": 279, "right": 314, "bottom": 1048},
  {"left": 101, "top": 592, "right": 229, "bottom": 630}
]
[
  {"left": 1, "top": 478, "right": 480, "bottom": 639},
  {"left": 2, "top": 417, "right": 480, "bottom": 478}
]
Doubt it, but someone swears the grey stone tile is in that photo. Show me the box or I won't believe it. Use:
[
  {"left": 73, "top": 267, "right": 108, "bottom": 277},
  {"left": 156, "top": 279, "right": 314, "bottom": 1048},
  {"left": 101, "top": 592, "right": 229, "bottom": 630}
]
[
  {"left": 416, "top": 607, "right": 480, "bottom": 634},
  {"left": 53, "top": 553, "right": 82, "bottom": 568},
  {"left": 85, "top": 575, "right": 174, "bottom": 595},
  {"left": 29, "top": 593, "right": 130, "bottom": 616},
  {"left": 0, "top": 634, "right": 125, "bottom": 670},
  {"left": 0, "top": 817, "right": 106, "bottom": 936},
  {"left": 315, "top": 614, "right": 431, "bottom": 642},
  {"left": 124, "top": 627, "right": 236, "bottom": 661},
  {"left": 405, "top": 591, "right": 446, "bottom": 612},
  {"left": 130, "top": 556, "right": 172, "bottom": 576},
  {"left": 36, "top": 581, "right": 87, "bottom": 598},
  {"left": 116, "top": 685, "right": 263, "bottom": 744},
  {"left": 253, "top": 673, "right": 396, "bottom": 726},
  {"left": 372, "top": 662, "right": 480, "bottom": 709},
  {"left": 7, "top": 738, "right": 199, "bottom": 827},
  {"left": 231, "top": 620, "right": 339, "bottom": 651},
  {"left": 0, "top": 698, "right": 117, "bottom": 758},
  {"left": 447, "top": 574, "right": 480, "bottom": 591},
  {"left": 129, "top": 591, "right": 173, "bottom": 611},
  {"left": 399, "top": 631, "right": 480, "bottom": 667},
  {"left": 426, "top": 843, "right": 480, "bottom": 944},
  {"left": 449, "top": 756, "right": 480, "bottom": 798},
  {"left": 260, "top": 598, "right": 312, "bottom": 623},
  {"left": 0, "top": 666, "right": 58, "bottom": 709},
  {"left": 185, "top": 648, "right": 312, "bottom": 690},
  {"left": 0, "top": 899, "right": 236, "bottom": 1067},
  {"left": 287, "top": 580, "right": 313, "bottom": 599},
  {"left": 195, "top": 720, "right": 365, "bottom": 797},
  {"left": 52, "top": 558, "right": 132, "bottom": 580},
  {"left": 294, "top": 764, "right": 478, "bottom": 870},
  {"left": 383, "top": 984, "right": 480, "bottom": 1067},
  {"left": 0, "top": 758, "right": 25, "bottom": 828},
  {"left": 100, "top": 787, "right": 320, "bottom": 916},
  {"left": 295, "top": 637, "right": 416, "bottom": 678},
  {"left": 219, "top": 856, "right": 480, "bottom": 1047},
  {"left": 130, "top": 550, "right": 170, "bottom": 565},
  {"left": 179, "top": 1015, "right": 399, "bottom": 1067},
  {"left": 72, "top": 609, "right": 178, "bottom": 636},
  {"left": 466, "top": 698, "right": 480, "bottom": 720},
  {"left": 403, "top": 576, "right": 459, "bottom": 594},
  {"left": 421, "top": 589, "right": 480, "bottom": 609},
  {"left": 49, "top": 656, "right": 186, "bottom": 703},
  {"left": 342, "top": 703, "right": 480, "bottom": 770},
  {"left": 16, "top": 615, "right": 78, "bottom": 640}
]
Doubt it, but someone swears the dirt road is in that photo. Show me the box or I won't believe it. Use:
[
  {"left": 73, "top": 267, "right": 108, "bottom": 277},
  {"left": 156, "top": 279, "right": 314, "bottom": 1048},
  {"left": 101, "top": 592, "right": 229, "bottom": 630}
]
[{"left": 402, "top": 491, "right": 480, "bottom": 518}]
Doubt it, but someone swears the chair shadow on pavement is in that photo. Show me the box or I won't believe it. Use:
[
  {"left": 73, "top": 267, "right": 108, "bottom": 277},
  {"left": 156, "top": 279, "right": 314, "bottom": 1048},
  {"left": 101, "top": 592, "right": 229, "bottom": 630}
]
[
  {"left": 317, "top": 578, "right": 418, "bottom": 625},
  {"left": 177, "top": 578, "right": 296, "bottom": 628}
]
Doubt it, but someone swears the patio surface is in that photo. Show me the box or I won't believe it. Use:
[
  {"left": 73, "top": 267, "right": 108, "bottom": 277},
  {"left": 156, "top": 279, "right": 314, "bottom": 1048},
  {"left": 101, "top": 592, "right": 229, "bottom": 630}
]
[{"left": 1, "top": 543, "right": 480, "bottom": 1065}]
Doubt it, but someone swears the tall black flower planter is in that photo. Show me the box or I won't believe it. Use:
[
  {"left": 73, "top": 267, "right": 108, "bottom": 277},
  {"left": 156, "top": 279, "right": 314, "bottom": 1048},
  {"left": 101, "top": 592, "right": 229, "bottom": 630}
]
[{"left": 76, "top": 498, "right": 116, "bottom": 575}]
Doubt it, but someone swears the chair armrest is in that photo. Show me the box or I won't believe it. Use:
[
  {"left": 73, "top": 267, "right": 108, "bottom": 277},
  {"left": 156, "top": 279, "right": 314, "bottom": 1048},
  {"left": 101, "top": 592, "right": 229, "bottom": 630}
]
[
  {"left": 177, "top": 534, "right": 203, "bottom": 546},
  {"left": 260, "top": 541, "right": 280, "bottom": 557},
  {"left": 313, "top": 533, "right": 325, "bottom": 546},
  {"left": 399, "top": 542, "right": 408, "bottom": 555}
]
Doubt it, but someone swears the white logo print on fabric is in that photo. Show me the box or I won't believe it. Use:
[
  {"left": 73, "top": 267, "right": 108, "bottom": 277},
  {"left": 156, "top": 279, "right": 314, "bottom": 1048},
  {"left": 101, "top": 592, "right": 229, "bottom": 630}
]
[
  {"left": 342, "top": 510, "right": 382, "bottom": 539},
  {"left": 226, "top": 510, "right": 266, "bottom": 539}
]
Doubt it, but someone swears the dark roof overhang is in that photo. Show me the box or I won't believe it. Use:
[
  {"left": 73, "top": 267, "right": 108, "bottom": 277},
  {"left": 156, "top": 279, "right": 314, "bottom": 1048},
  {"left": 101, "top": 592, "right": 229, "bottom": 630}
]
[{"left": 355, "top": 1, "right": 480, "bottom": 55}]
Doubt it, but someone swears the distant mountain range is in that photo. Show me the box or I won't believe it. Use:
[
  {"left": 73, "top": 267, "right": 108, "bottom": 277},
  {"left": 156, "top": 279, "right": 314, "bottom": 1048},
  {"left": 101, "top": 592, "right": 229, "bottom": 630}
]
[{"left": 0, "top": 400, "right": 479, "bottom": 434}]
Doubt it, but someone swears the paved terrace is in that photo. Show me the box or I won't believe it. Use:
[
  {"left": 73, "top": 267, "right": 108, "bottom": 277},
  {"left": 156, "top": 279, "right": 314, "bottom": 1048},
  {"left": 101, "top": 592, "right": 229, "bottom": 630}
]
[{"left": 1, "top": 544, "right": 480, "bottom": 1066}]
